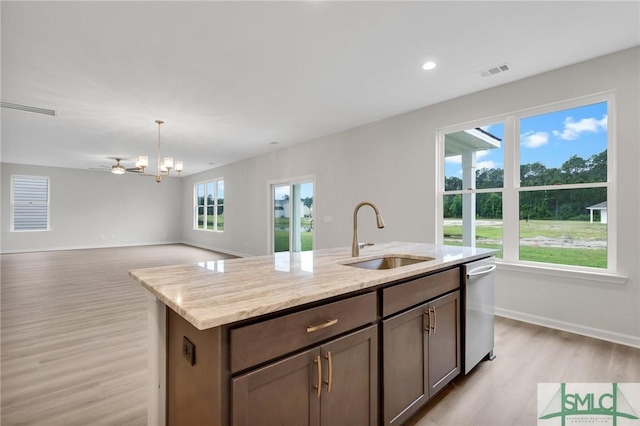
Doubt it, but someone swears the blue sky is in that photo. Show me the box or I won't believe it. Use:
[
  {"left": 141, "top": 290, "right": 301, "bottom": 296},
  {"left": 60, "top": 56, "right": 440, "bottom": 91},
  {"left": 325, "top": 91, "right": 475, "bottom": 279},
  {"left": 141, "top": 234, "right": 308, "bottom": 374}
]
[{"left": 445, "top": 101, "right": 608, "bottom": 178}]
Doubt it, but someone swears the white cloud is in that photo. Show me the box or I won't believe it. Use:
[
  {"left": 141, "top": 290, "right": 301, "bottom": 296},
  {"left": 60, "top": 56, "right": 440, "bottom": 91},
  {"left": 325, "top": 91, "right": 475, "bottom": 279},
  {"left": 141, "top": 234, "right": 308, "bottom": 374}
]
[
  {"left": 446, "top": 149, "right": 492, "bottom": 162},
  {"left": 445, "top": 155, "right": 461, "bottom": 165},
  {"left": 521, "top": 131, "right": 549, "bottom": 148},
  {"left": 552, "top": 114, "right": 607, "bottom": 140},
  {"left": 476, "top": 150, "right": 490, "bottom": 159},
  {"left": 476, "top": 160, "right": 497, "bottom": 169},
  {"left": 445, "top": 155, "right": 497, "bottom": 172}
]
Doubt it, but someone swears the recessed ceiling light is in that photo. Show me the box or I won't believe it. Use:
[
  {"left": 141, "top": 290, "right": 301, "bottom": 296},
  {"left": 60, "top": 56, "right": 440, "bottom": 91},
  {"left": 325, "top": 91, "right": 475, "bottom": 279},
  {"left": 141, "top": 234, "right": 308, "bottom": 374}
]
[{"left": 422, "top": 61, "right": 437, "bottom": 71}]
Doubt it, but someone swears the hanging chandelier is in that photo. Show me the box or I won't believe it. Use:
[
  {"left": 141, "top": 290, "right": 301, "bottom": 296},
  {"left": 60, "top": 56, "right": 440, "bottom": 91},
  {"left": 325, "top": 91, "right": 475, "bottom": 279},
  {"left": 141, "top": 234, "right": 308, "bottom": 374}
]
[{"left": 134, "top": 120, "right": 183, "bottom": 182}]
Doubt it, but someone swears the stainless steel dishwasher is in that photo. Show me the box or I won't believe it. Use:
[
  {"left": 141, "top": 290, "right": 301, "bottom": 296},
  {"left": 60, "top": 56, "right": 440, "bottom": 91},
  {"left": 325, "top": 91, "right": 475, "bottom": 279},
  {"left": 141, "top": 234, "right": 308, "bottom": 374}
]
[{"left": 463, "top": 257, "right": 496, "bottom": 374}]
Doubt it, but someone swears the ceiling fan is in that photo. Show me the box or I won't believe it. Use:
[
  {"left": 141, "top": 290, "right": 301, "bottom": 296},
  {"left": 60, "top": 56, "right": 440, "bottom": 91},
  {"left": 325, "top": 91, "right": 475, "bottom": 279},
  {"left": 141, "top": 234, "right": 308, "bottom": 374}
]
[{"left": 90, "top": 158, "right": 141, "bottom": 175}]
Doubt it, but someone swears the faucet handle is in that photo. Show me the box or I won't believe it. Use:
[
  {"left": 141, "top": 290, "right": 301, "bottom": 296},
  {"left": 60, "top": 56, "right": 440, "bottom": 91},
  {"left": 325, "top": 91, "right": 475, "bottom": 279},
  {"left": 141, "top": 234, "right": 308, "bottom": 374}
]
[{"left": 358, "top": 242, "right": 375, "bottom": 249}]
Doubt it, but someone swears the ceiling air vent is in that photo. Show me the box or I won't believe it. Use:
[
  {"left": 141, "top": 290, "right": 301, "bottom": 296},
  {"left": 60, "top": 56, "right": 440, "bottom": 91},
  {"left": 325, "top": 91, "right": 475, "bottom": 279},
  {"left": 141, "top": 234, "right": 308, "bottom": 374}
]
[
  {"left": 1, "top": 101, "right": 57, "bottom": 116},
  {"left": 479, "top": 63, "right": 510, "bottom": 78}
]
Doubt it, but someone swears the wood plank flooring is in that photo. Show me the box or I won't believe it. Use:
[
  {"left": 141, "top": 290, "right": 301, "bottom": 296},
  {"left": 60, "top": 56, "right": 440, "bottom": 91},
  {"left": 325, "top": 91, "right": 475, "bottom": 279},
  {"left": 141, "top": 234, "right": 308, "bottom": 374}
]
[
  {"left": 1, "top": 245, "right": 235, "bottom": 426},
  {"left": 2, "top": 244, "right": 639, "bottom": 425},
  {"left": 406, "top": 318, "right": 640, "bottom": 426}
]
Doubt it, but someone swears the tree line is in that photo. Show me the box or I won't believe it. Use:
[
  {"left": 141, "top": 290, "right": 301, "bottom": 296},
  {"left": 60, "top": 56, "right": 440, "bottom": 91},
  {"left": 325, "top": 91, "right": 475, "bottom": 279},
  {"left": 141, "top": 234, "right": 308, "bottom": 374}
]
[{"left": 444, "top": 150, "right": 607, "bottom": 221}]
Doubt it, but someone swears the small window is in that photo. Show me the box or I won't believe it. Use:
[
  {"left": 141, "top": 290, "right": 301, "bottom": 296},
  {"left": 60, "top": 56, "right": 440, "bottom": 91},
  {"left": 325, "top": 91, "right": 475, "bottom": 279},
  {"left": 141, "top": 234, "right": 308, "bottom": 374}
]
[
  {"left": 195, "top": 178, "right": 224, "bottom": 232},
  {"left": 11, "top": 175, "right": 50, "bottom": 231},
  {"left": 443, "top": 122, "right": 505, "bottom": 257}
]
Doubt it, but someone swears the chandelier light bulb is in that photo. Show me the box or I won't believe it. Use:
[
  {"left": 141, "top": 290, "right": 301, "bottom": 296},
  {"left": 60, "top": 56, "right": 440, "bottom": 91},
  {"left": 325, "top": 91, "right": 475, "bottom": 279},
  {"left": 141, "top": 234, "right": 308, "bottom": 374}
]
[
  {"left": 164, "top": 157, "right": 174, "bottom": 170},
  {"left": 136, "top": 155, "right": 148, "bottom": 169}
]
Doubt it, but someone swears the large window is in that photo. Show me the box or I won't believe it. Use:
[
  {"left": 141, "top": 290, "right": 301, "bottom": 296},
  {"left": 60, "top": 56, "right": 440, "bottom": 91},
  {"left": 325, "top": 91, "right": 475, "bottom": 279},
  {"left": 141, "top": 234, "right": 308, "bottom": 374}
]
[
  {"left": 195, "top": 178, "right": 224, "bottom": 231},
  {"left": 439, "top": 96, "right": 612, "bottom": 271},
  {"left": 11, "top": 175, "right": 50, "bottom": 231}
]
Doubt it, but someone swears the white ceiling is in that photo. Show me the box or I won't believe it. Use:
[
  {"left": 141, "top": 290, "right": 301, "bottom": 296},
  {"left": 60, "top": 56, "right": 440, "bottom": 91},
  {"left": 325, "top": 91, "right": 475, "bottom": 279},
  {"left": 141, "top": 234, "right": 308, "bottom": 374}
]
[{"left": 2, "top": 1, "right": 639, "bottom": 176}]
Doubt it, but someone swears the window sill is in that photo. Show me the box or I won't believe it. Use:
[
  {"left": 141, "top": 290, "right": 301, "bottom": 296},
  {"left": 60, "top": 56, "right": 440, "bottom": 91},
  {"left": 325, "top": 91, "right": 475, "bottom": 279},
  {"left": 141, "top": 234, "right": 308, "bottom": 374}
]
[{"left": 495, "top": 260, "right": 628, "bottom": 285}]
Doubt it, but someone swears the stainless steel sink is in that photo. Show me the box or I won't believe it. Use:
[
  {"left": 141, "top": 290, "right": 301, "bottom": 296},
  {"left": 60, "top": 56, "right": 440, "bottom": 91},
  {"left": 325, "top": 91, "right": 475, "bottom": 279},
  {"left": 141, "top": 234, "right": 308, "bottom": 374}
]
[{"left": 343, "top": 255, "right": 434, "bottom": 270}]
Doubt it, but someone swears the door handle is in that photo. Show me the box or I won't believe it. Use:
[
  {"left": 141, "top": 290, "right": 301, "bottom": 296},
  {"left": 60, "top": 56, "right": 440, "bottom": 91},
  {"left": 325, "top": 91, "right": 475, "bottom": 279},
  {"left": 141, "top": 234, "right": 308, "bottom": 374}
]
[
  {"left": 313, "top": 355, "right": 322, "bottom": 398},
  {"left": 423, "top": 309, "right": 431, "bottom": 335},
  {"left": 324, "top": 351, "right": 333, "bottom": 393},
  {"left": 467, "top": 264, "right": 496, "bottom": 278},
  {"left": 432, "top": 306, "right": 437, "bottom": 335},
  {"left": 424, "top": 308, "right": 435, "bottom": 335}
]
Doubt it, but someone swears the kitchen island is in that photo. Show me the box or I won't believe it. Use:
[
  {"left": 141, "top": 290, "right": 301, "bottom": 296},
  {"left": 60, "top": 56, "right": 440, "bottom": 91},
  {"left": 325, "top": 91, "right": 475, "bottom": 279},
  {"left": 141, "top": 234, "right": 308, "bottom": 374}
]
[{"left": 129, "top": 242, "right": 495, "bottom": 426}]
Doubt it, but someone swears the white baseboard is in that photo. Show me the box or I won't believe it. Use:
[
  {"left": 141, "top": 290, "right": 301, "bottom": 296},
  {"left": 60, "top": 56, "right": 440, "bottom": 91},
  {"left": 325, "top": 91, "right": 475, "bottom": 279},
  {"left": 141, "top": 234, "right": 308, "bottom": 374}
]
[
  {"left": 495, "top": 307, "right": 640, "bottom": 349},
  {"left": 180, "top": 241, "right": 251, "bottom": 258},
  {"left": 0, "top": 240, "right": 184, "bottom": 255}
]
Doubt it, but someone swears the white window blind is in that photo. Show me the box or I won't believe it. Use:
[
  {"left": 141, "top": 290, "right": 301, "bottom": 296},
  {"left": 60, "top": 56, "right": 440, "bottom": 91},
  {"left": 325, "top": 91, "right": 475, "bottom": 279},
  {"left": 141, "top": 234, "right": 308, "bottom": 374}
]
[{"left": 12, "top": 176, "right": 49, "bottom": 231}]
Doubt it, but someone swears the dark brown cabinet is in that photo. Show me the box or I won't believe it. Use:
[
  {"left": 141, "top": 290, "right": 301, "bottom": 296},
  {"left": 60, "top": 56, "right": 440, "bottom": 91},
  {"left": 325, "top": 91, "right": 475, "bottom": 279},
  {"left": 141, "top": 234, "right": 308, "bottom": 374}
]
[
  {"left": 232, "top": 325, "right": 378, "bottom": 426},
  {"left": 382, "top": 290, "right": 461, "bottom": 425},
  {"left": 165, "top": 265, "right": 471, "bottom": 426}
]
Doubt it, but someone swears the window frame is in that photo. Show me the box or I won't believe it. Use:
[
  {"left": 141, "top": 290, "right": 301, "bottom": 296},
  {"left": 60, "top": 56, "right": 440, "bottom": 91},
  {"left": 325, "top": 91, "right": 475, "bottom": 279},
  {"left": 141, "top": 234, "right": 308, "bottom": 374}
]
[
  {"left": 267, "top": 175, "right": 315, "bottom": 255},
  {"left": 436, "top": 92, "right": 618, "bottom": 277},
  {"left": 10, "top": 174, "right": 50, "bottom": 232},
  {"left": 194, "top": 177, "right": 224, "bottom": 232}
]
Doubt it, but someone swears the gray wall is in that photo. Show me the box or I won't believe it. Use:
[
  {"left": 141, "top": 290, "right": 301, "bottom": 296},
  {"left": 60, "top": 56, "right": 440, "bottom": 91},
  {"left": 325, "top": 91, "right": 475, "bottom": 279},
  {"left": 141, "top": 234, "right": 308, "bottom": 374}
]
[
  {"left": 182, "top": 47, "right": 640, "bottom": 346},
  {"left": 1, "top": 164, "right": 182, "bottom": 252}
]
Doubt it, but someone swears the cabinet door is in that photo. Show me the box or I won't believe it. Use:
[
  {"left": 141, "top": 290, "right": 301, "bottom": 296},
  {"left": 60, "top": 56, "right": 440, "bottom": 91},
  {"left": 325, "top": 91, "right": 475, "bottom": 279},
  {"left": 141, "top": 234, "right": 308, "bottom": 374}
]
[
  {"left": 232, "top": 347, "right": 321, "bottom": 426},
  {"left": 382, "top": 303, "right": 429, "bottom": 426},
  {"left": 427, "top": 290, "right": 461, "bottom": 398},
  {"left": 320, "top": 325, "right": 378, "bottom": 426}
]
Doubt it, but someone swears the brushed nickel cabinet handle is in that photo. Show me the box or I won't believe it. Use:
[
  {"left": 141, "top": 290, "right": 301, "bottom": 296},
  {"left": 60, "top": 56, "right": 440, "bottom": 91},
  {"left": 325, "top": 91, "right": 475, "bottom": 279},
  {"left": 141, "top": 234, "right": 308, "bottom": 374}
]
[
  {"left": 324, "top": 351, "right": 333, "bottom": 392},
  {"left": 313, "top": 355, "right": 322, "bottom": 398},
  {"left": 307, "top": 318, "right": 338, "bottom": 333}
]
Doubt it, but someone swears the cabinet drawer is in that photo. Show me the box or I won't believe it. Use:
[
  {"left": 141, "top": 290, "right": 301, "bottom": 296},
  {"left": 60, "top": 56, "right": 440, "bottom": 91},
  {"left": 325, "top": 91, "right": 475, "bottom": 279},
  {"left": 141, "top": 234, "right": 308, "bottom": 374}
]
[
  {"left": 382, "top": 268, "right": 460, "bottom": 317},
  {"left": 230, "top": 292, "right": 377, "bottom": 373}
]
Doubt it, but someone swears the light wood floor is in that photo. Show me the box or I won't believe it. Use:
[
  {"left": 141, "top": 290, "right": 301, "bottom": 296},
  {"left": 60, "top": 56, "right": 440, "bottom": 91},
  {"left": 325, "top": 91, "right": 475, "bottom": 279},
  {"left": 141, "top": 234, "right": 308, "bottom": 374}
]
[
  {"left": 1, "top": 244, "right": 235, "bottom": 426},
  {"left": 2, "top": 245, "right": 639, "bottom": 426}
]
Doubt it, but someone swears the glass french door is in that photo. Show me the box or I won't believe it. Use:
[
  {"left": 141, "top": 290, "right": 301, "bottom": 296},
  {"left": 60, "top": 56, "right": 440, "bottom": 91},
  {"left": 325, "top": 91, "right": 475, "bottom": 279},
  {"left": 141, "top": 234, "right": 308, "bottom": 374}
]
[{"left": 272, "top": 181, "right": 314, "bottom": 253}]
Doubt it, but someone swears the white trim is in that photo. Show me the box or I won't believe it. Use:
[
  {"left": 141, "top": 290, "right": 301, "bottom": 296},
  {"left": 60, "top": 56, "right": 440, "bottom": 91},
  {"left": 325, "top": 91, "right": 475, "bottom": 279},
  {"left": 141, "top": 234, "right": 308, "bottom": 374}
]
[
  {"left": 0, "top": 240, "right": 184, "bottom": 255},
  {"left": 267, "top": 175, "right": 316, "bottom": 255},
  {"left": 496, "top": 260, "right": 627, "bottom": 284},
  {"left": 436, "top": 92, "right": 615, "bottom": 274},
  {"left": 193, "top": 177, "right": 224, "bottom": 232},
  {"left": 10, "top": 174, "right": 50, "bottom": 232},
  {"left": 0, "top": 241, "right": 250, "bottom": 257},
  {"left": 495, "top": 308, "right": 640, "bottom": 349},
  {"left": 180, "top": 241, "right": 250, "bottom": 258}
]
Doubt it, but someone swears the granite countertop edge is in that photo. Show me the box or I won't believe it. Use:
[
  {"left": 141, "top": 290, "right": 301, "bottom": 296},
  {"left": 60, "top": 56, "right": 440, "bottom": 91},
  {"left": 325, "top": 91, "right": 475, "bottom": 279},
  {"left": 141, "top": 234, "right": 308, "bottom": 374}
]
[{"left": 129, "top": 242, "right": 496, "bottom": 330}]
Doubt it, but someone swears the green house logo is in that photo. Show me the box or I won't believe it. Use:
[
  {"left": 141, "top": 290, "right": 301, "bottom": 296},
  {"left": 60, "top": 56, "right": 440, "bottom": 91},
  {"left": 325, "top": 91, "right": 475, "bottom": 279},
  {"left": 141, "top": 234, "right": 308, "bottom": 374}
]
[{"left": 539, "top": 383, "right": 639, "bottom": 426}]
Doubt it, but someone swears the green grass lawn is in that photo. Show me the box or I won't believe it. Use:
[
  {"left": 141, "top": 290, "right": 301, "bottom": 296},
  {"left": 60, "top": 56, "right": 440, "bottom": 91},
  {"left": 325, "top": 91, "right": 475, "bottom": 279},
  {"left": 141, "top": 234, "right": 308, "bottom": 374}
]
[
  {"left": 197, "top": 215, "right": 224, "bottom": 231},
  {"left": 443, "top": 219, "right": 607, "bottom": 268},
  {"left": 274, "top": 231, "right": 313, "bottom": 252},
  {"left": 274, "top": 217, "right": 314, "bottom": 252}
]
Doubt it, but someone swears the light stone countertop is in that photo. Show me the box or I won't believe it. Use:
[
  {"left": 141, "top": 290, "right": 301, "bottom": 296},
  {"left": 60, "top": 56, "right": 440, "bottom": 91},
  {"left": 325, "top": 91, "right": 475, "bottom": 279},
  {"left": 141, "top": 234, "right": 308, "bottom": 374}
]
[{"left": 129, "top": 242, "right": 495, "bottom": 330}]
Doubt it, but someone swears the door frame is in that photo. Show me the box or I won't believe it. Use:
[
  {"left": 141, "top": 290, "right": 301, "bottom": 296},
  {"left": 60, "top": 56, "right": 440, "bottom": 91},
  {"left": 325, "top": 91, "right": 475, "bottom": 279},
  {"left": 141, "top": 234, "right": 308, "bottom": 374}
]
[{"left": 267, "top": 175, "right": 316, "bottom": 254}]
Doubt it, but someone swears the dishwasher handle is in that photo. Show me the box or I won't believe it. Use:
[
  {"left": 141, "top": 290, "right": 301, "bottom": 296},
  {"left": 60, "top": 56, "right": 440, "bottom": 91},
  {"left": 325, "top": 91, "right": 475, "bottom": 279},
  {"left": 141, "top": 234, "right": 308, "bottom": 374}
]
[{"left": 466, "top": 264, "right": 496, "bottom": 278}]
